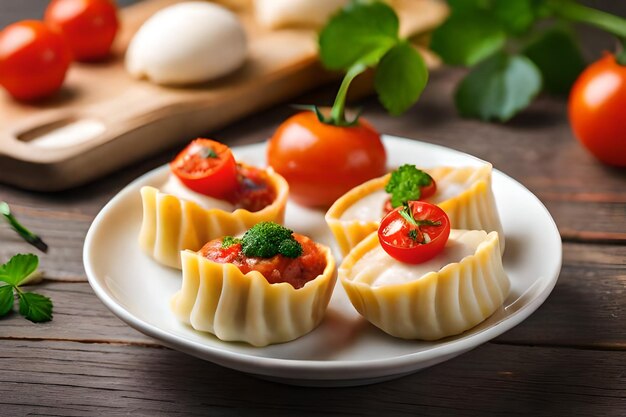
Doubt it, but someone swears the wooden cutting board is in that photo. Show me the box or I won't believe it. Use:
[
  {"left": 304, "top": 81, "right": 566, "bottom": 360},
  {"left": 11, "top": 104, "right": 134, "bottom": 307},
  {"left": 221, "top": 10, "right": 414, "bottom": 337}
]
[{"left": 0, "top": 0, "right": 447, "bottom": 191}]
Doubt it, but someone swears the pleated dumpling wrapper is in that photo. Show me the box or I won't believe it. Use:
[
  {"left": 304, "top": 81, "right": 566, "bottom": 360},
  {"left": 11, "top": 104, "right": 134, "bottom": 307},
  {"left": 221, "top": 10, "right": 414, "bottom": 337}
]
[
  {"left": 325, "top": 164, "right": 504, "bottom": 256},
  {"left": 171, "top": 238, "right": 336, "bottom": 347},
  {"left": 339, "top": 230, "right": 509, "bottom": 340},
  {"left": 139, "top": 165, "right": 289, "bottom": 269}
]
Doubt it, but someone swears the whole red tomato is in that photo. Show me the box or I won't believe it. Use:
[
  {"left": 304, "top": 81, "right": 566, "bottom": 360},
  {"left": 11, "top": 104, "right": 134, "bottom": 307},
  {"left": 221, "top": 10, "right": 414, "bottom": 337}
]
[
  {"left": 267, "top": 111, "right": 387, "bottom": 207},
  {"left": 0, "top": 20, "right": 72, "bottom": 101},
  {"left": 45, "top": 0, "right": 119, "bottom": 61},
  {"left": 569, "top": 53, "right": 626, "bottom": 166}
]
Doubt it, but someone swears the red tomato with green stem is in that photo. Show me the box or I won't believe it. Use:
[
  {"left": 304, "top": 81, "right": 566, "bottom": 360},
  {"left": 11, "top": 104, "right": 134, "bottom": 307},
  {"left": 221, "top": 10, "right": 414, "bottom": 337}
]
[
  {"left": 378, "top": 201, "right": 450, "bottom": 264},
  {"left": 267, "top": 110, "right": 386, "bottom": 207},
  {"left": 45, "top": 0, "right": 119, "bottom": 62},
  {"left": 0, "top": 20, "right": 72, "bottom": 101},
  {"left": 170, "top": 139, "right": 239, "bottom": 199},
  {"left": 568, "top": 53, "right": 626, "bottom": 166}
]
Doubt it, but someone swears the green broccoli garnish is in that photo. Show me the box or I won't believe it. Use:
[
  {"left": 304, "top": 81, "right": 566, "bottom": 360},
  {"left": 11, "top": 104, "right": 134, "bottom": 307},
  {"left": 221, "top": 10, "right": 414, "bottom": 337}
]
[
  {"left": 241, "top": 222, "right": 302, "bottom": 259},
  {"left": 221, "top": 236, "right": 241, "bottom": 248},
  {"left": 385, "top": 164, "right": 433, "bottom": 208}
]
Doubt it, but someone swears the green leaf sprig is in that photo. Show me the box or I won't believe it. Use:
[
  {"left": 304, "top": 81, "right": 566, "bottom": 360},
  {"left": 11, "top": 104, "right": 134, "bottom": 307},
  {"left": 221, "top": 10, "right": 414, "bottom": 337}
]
[
  {"left": 314, "top": 0, "right": 429, "bottom": 126},
  {"left": 431, "top": 0, "right": 626, "bottom": 121},
  {"left": 385, "top": 165, "right": 434, "bottom": 208},
  {"left": 0, "top": 254, "right": 53, "bottom": 323},
  {"left": 222, "top": 222, "right": 303, "bottom": 259},
  {"left": 0, "top": 202, "right": 48, "bottom": 253}
]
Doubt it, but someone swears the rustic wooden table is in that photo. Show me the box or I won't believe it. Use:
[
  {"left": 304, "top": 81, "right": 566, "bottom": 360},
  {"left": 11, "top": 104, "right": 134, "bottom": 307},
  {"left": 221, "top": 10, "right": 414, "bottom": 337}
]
[{"left": 1, "top": 1, "right": 625, "bottom": 416}]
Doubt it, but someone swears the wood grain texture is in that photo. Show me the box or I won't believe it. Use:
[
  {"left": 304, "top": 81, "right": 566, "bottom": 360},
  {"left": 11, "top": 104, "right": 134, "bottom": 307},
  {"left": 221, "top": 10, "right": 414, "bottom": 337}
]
[{"left": 0, "top": 340, "right": 624, "bottom": 416}]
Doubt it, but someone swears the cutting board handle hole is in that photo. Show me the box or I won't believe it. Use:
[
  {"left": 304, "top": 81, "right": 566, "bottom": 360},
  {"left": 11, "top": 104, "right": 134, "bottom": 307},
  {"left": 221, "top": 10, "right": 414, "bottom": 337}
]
[{"left": 17, "top": 117, "right": 106, "bottom": 149}]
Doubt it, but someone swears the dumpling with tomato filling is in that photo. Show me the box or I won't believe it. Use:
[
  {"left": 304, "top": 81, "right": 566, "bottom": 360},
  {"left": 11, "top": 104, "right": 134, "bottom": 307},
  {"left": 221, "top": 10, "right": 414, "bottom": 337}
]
[
  {"left": 171, "top": 222, "right": 336, "bottom": 346},
  {"left": 339, "top": 202, "right": 508, "bottom": 340},
  {"left": 139, "top": 139, "right": 288, "bottom": 269},
  {"left": 326, "top": 164, "right": 504, "bottom": 256}
]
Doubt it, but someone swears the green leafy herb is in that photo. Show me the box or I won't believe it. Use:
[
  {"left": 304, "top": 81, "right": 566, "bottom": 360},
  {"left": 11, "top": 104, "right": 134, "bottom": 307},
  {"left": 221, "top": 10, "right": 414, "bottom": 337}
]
[
  {"left": 221, "top": 236, "right": 242, "bottom": 248},
  {"left": 431, "top": 0, "right": 626, "bottom": 121},
  {"left": 198, "top": 146, "right": 218, "bottom": 159},
  {"left": 374, "top": 41, "right": 429, "bottom": 116},
  {"left": 408, "top": 229, "right": 419, "bottom": 242},
  {"left": 314, "top": 0, "right": 428, "bottom": 125},
  {"left": 455, "top": 53, "right": 542, "bottom": 122},
  {"left": 0, "top": 202, "right": 48, "bottom": 253},
  {"left": 385, "top": 165, "right": 433, "bottom": 208},
  {"left": 241, "top": 222, "right": 303, "bottom": 259},
  {"left": 430, "top": 11, "right": 506, "bottom": 66},
  {"left": 523, "top": 27, "right": 586, "bottom": 94},
  {"left": 0, "top": 254, "right": 52, "bottom": 323}
]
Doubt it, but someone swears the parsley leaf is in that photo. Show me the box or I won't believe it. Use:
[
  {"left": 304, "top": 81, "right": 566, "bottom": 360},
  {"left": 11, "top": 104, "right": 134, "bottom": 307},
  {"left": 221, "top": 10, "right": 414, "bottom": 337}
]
[
  {"left": 18, "top": 292, "right": 53, "bottom": 323},
  {"left": 0, "top": 253, "right": 39, "bottom": 286},
  {"left": 0, "top": 254, "right": 52, "bottom": 323},
  {"left": 385, "top": 165, "right": 433, "bottom": 208},
  {"left": 454, "top": 52, "right": 542, "bottom": 121},
  {"left": 319, "top": 0, "right": 399, "bottom": 70},
  {"left": 374, "top": 41, "right": 428, "bottom": 116},
  {"left": 0, "top": 285, "right": 14, "bottom": 316}
]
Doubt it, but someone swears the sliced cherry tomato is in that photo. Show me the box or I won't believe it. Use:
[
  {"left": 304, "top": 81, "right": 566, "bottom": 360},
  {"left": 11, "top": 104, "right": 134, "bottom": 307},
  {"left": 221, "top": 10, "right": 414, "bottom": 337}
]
[
  {"left": 569, "top": 53, "right": 626, "bottom": 167},
  {"left": 45, "top": 0, "right": 119, "bottom": 62},
  {"left": 170, "top": 139, "right": 239, "bottom": 199},
  {"left": 0, "top": 20, "right": 72, "bottom": 101},
  {"left": 378, "top": 201, "right": 450, "bottom": 264},
  {"left": 267, "top": 111, "right": 386, "bottom": 207}
]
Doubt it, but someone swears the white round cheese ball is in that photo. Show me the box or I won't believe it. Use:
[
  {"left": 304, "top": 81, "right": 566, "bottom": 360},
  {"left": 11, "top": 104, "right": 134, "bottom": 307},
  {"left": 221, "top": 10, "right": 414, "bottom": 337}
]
[{"left": 126, "top": 2, "right": 247, "bottom": 85}]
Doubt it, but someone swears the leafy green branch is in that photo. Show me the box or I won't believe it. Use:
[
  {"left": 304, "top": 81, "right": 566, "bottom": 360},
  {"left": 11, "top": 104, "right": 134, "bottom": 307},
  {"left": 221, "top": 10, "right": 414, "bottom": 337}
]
[
  {"left": 431, "top": 0, "right": 626, "bottom": 121},
  {"left": 317, "top": 0, "right": 429, "bottom": 125}
]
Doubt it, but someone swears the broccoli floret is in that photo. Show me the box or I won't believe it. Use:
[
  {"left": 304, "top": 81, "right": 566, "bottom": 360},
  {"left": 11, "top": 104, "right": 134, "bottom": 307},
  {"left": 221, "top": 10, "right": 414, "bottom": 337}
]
[
  {"left": 278, "top": 238, "right": 303, "bottom": 258},
  {"left": 221, "top": 236, "right": 241, "bottom": 248},
  {"left": 241, "top": 222, "right": 302, "bottom": 259},
  {"left": 385, "top": 164, "right": 433, "bottom": 208}
]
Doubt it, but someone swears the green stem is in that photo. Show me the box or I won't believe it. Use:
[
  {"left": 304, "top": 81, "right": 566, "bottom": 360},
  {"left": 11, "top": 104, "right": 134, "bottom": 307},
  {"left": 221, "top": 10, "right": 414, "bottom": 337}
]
[
  {"left": 0, "top": 202, "right": 48, "bottom": 253},
  {"left": 330, "top": 63, "right": 367, "bottom": 125},
  {"left": 548, "top": 0, "right": 626, "bottom": 38}
]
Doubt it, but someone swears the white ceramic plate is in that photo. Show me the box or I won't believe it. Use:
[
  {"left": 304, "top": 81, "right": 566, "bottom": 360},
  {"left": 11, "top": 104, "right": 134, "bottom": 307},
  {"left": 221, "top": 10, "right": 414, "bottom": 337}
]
[{"left": 84, "top": 136, "right": 562, "bottom": 386}]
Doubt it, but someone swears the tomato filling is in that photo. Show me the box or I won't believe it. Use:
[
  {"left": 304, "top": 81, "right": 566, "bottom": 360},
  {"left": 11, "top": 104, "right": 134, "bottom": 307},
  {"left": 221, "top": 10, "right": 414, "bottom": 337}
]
[
  {"left": 230, "top": 165, "right": 276, "bottom": 212},
  {"left": 199, "top": 234, "right": 326, "bottom": 289}
]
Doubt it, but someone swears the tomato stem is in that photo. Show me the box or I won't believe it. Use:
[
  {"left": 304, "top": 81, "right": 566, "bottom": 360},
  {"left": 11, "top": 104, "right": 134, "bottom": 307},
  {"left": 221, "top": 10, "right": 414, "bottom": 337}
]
[
  {"left": 329, "top": 63, "right": 367, "bottom": 126},
  {"left": 548, "top": 0, "right": 626, "bottom": 38}
]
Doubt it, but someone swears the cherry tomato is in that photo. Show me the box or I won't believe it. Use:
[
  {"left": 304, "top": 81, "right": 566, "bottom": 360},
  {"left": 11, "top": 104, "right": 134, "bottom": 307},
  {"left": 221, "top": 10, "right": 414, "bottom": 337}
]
[
  {"left": 267, "top": 111, "right": 386, "bottom": 207},
  {"left": 378, "top": 201, "right": 450, "bottom": 264},
  {"left": 0, "top": 20, "right": 72, "bottom": 101},
  {"left": 45, "top": 0, "right": 119, "bottom": 62},
  {"left": 569, "top": 53, "right": 626, "bottom": 167},
  {"left": 170, "top": 139, "right": 239, "bottom": 199}
]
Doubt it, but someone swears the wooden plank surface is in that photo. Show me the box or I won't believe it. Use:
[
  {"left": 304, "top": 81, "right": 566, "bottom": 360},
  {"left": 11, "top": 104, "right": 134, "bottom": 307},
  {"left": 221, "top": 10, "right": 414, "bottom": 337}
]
[{"left": 0, "top": 340, "right": 625, "bottom": 416}]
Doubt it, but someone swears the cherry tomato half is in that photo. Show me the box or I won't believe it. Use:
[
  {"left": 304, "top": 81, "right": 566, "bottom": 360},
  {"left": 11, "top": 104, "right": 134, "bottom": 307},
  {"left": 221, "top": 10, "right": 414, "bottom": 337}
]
[
  {"left": 267, "top": 111, "right": 386, "bottom": 207},
  {"left": 0, "top": 20, "right": 72, "bottom": 101},
  {"left": 170, "top": 139, "right": 239, "bottom": 199},
  {"left": 378, "top": 201, "right": 450, "bottom": 264},
  {"left": 568, "top": 53, "right": 626, "bottom": 167},
  {"left": 45, "top": 0, "right": 119, "bottom": 62}
]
